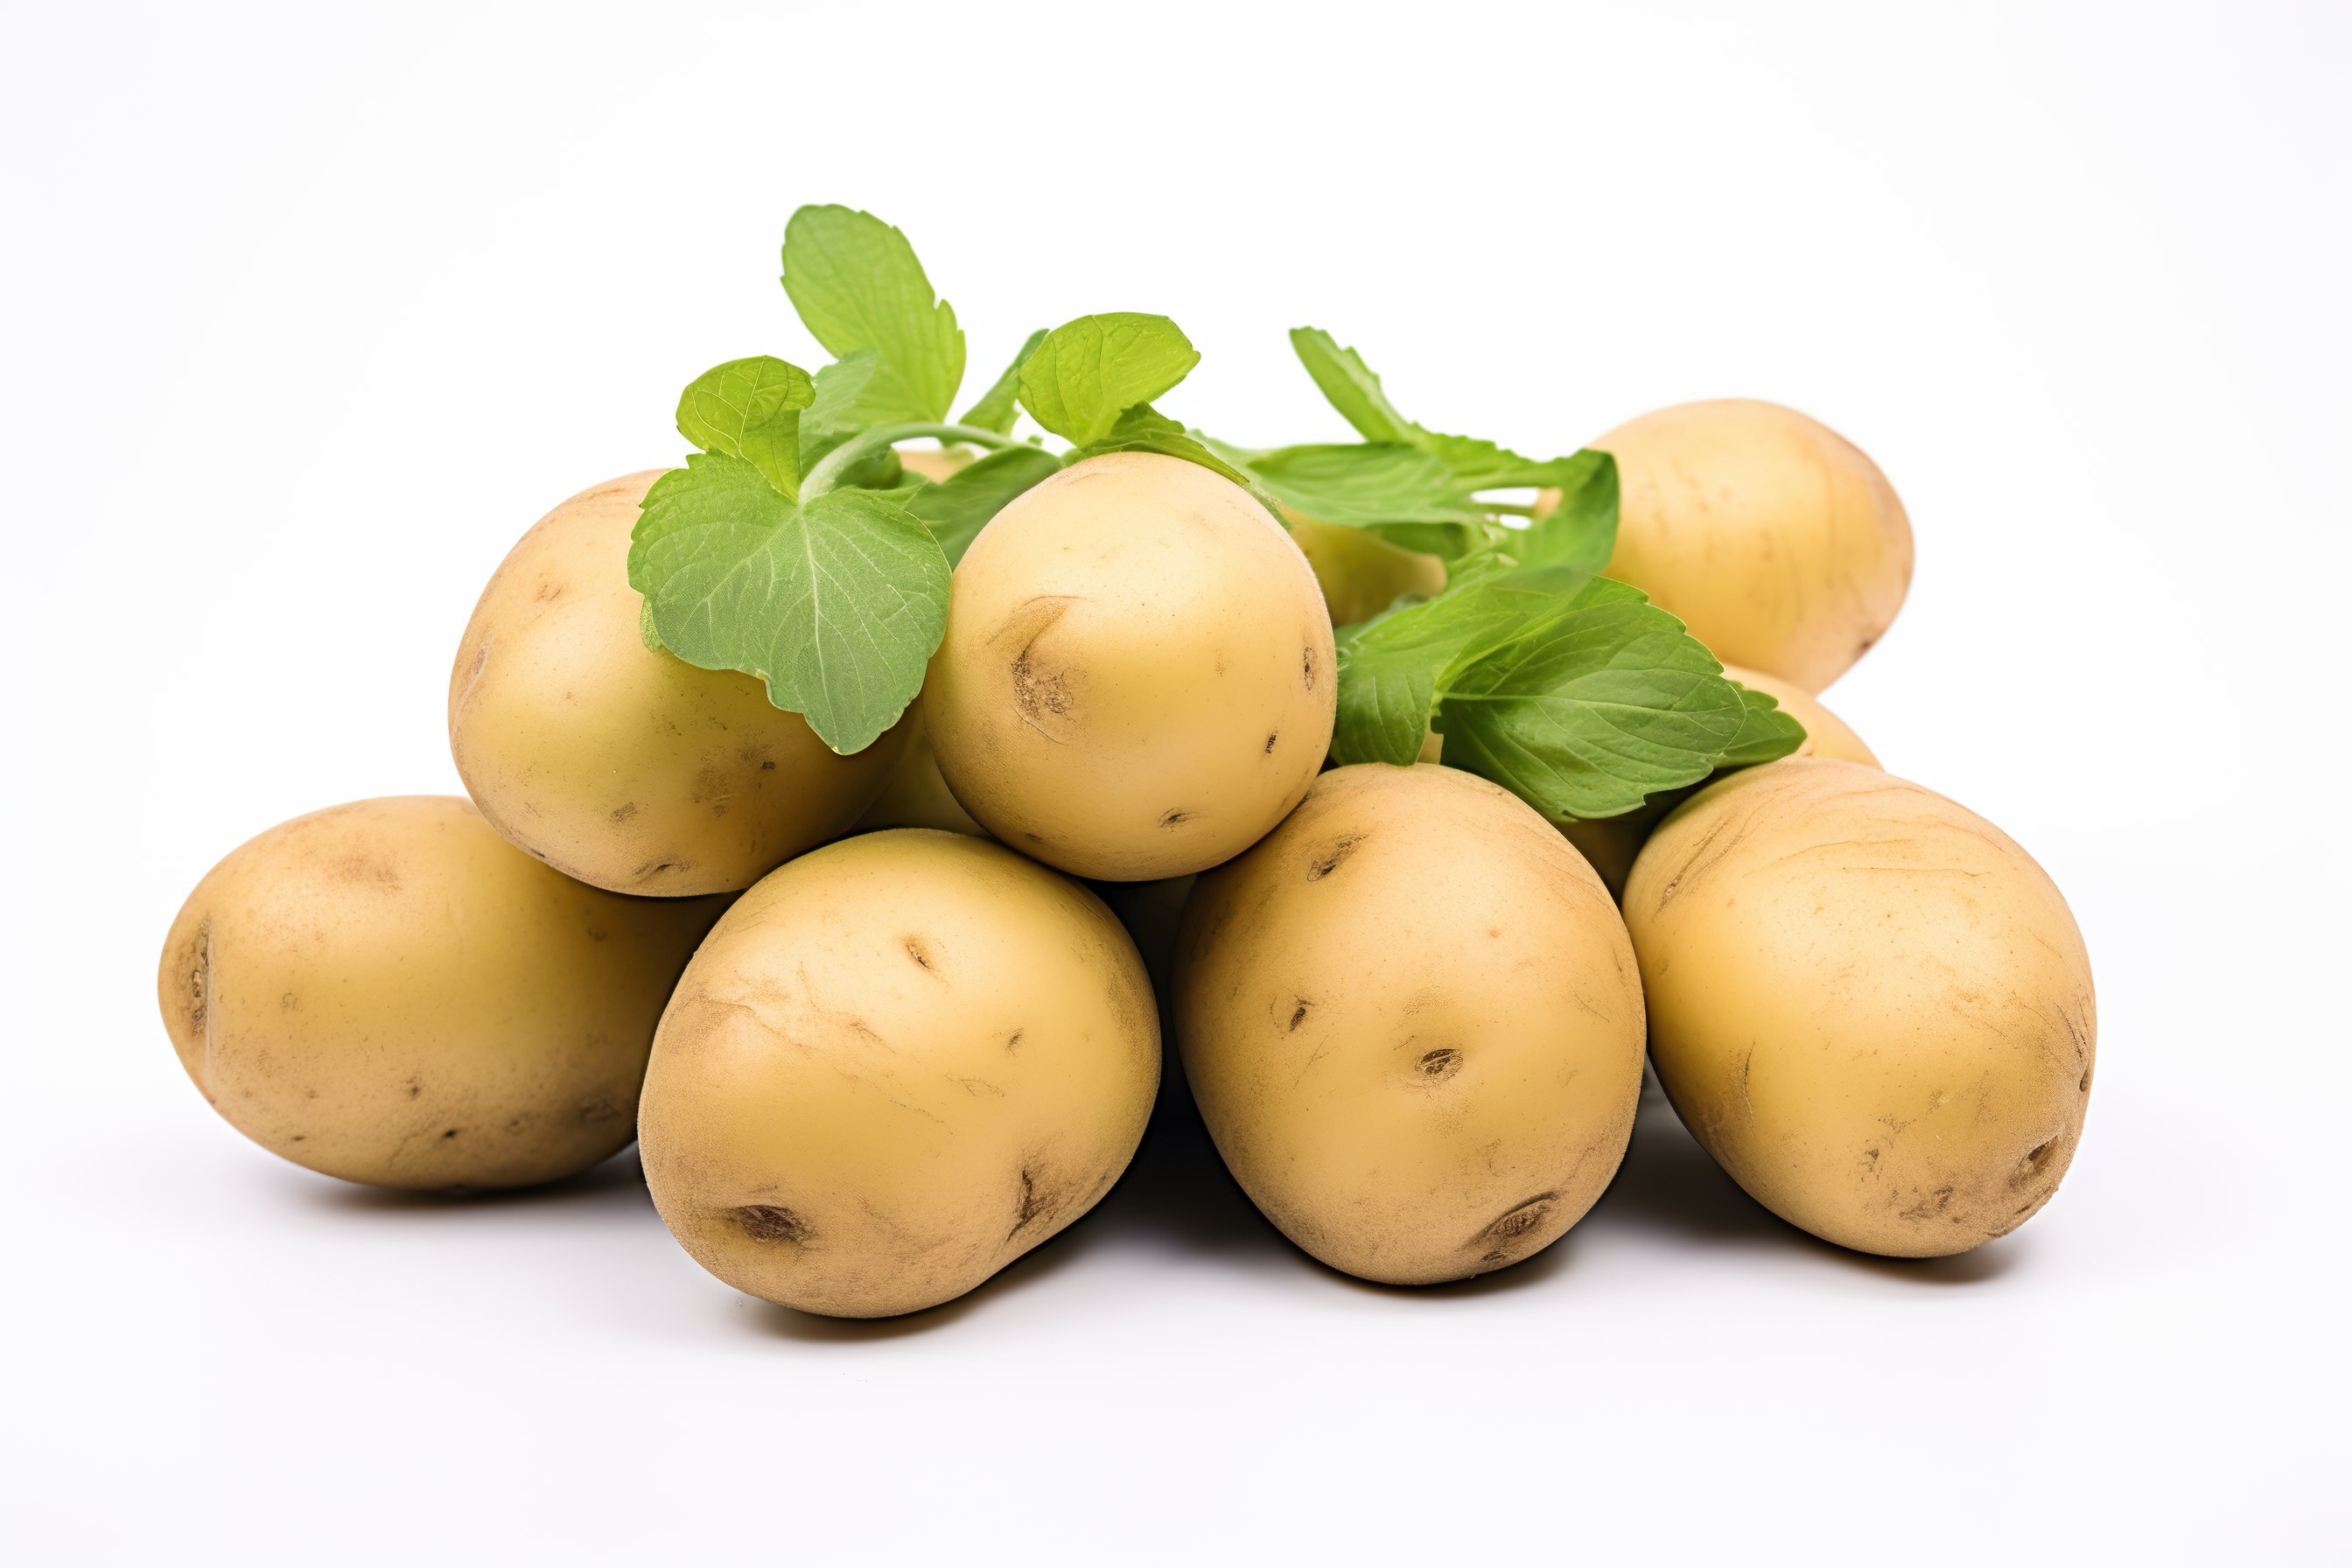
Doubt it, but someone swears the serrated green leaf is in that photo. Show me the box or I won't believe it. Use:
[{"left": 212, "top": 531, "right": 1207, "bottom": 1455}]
[
  {"left": 1508, "top": 449, "right": 1618, "bottom": 575},
  {"left": 1019, "top": 313, "right": 1200, "bottom": 444},
  {"left": 629, "top": 452, "right": 949, "bottom": 753},
  {"left": 1331, "top": 570, "right": 1552, "bottom": 766},
  {"left": 781, "top": 206, "right": 965, "bottom": 424},
  {"left": 675, "top": 356, "right": 816, "bottom": 499},
  {"left": 1289, "top": 327, "right": 1424, "bottom": 445},
  {"left": 1433, "top": 579, "right": 1749, "bottom": 818},
  {"left": 960, "top": 329, "right": 1046, "bottom": 434},
  {"left": 904, "top": 444, "right": 1061, "bottom": 566},
  {"left": 798, "top": 350, "right": 883, "bottom": 462},
  {"left": 1715, "top": 682, "right": 1810, "bottom": 768}
]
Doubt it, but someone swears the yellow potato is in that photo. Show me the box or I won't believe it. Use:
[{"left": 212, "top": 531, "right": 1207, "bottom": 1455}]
[
  {"left": 639, "top": 830, "right": 1160, "bottom": 1318},
  {"left": 1624, "top": 759, "right": 2094, "bottom": 1256},
  {"left": 1176, "top": 765, "right": 1646, "bottom": 1284},
  {"left": 851, "top": 704, "right": 988, "bottom": 838},
  {"left": 156, "top": 796, "right": 727, "bottom": 1190},
  {"left": 1726, "top": 662, "right": 1880, "bottom": 766},
  {"left": 1572, "top": 399, "right": 1913, "bottom": 692},
  {"left": 449, "top": 472, "right": 904, "bottom": 897},
  {"left": 896, "top": 446, "right": 973, "bottom": 484},
  {"left": 926, "top": 452, "right": 1336, "bottom": 880},
  {"left": 1287, "top": 515, "right": 1446, "bottom": 626}
]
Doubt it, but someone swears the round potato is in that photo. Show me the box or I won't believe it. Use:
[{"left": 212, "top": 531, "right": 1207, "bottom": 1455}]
[
  {"left": 925, "top": 452, "right": 1337, "bottom": 881},
  {"left": 1624, "top": 759, "right": 2094, "bottom": 1256},
  {"left": 1287, "top": 515, "right": 1446, "bottom": 626},
  {"left": 449, "top": 472, "right": 904, "bottom": 897},
  {"left": 1175, "top": 765, "right": 1646, "bottom": 1284},
  {"left": 1570, "top": 399, "right": 1913, "bottom": 692},
  {"left": 157, "top": 796, "right": 728, "bottom": 1190},
  {"left": 640, "top": 830, "right": 1159, "bottom": 1318}
]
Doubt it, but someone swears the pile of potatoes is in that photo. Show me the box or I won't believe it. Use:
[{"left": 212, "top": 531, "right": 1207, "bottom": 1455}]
[{"left": 160, "top": 397, "right": 2094, "bottom": 1317}]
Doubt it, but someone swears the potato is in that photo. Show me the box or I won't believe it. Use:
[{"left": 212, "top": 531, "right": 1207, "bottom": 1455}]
[
  {"left": 1287, "top": 515, "right": 1446, "bottom": 626},
  {"left": 639, "top": 830, "right": 1159, "bottom": 1318},
  {"left": 926, "top": 452, "right": 1337, "bottom": 880},
  {"left": 1175, "top": 765, "right": 1646, "bottom": 1284},
  {"left": 1554, "top": 667, "right": 1876, "bottom": 898},
  {"left": 1726, "top": 662, "right": 1879, "bottom": 766},
  {"left": 449, "top": 472, "right": 904, "bottom": 897},
  {"left": 895, "top": 445, "right": 972, "bottom": 484},
  {"left": 851, "top": 704, "right": 988, "bottom": 837},
  {"left": 156, "top": 796, "right": 727, "bottom": 1190},
  {"left": 1568, "top": 399, "right": 1913, "bottom": 693},
  {"left": 1624, "top": 759, "right": 2094, "bottom": 1256}
]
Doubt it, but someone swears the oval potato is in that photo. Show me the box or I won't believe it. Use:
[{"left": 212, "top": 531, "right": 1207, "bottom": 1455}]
[
  {"left": 449, "top": 472, "right": 904, "bottom": 897},
  {"left": 1624, "top": 759, "right": 2095, "bottom": 1256},
  {"left": 1176, "top": 765, "right": 1647, "bottom": 1284},
  {"left": 1288, "top": 515, "right": 1446, "bottom": 626},
  {"left": 157, "top": 796, "right": 727, "bottom": 1190},
  {"left": 1582, "top": 399, "right": 1913, "bottom": 692},
  {"left": 926, "top": 452, "right": 1336, "bottom": 881},
  {"left": 639, "top": 830, "right": 1160, "bottom": 1318}
]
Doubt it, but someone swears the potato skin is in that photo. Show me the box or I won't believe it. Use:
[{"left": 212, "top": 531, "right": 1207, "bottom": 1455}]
[
  {"left": 1589, "top": 399, "right": 1914, "bottom": 693},
  {"left": 639, "top": 830, "right": 1159, "bottom": 1318},
  {"left": 1175, "top": 765, "right": 1647, "bottom": 1284},
  {"left": 1624, "top": 759, "right": 2095, "bottom": 1256},
  {"left": 926, "top": 452, "right": 1337, "bottom": 881},
  {"left": 851, "top": 704, "right": 988, "bottom": 838},
  {"left": 449, "top": 472, "right": 904, "bottom": 897},
  {"left": 1726, "top": 662, "right": 1879, "bottom": 766},
  {"left": 156, "top": 796, "right": 727, "bottom": 1190}
]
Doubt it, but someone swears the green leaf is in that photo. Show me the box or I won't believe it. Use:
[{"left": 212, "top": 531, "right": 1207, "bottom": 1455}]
[
  {"left": 675, "top": 356, "right": 816, "bottom": 499},
  {"left": 629, "top": 452, "right": 950, "bottom": 753},
  {"left": 1242, "top": 443, "right": 1483, "bottom": 528},
  {"left": 1507, "top": 449, "right": 1618, "bottom": 575},
  {"left": 1018, "top": 313, "right": 1200, "bottom": 444},
  {"left": 1432, "top": 579, "right": 1750, "bottom": 819},
  {"left": 904, "top": 444, "right": 1061, "bottom": 566},
  {"left": 780, "top": 206, "right": 965, "bottom": 424},
  {"left": 960, "top": 329, "right": 1047, "bottom": 434},
  {"left": 1331, "top": 570, "right": 1552, "bottom": 766},
  {"left": 1289, "top": 327, "right": 1423, "bottom": 445},
  {"left": 798, "top": 350, "right": 883, "bottom": 461},
  {"left": 1715, "top": 682, "right": 1810, "bottom": 768}
]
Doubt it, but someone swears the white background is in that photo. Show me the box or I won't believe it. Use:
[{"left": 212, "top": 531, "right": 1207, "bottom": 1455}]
[{"left": 4, "top": 2, "right": 2346, "bottom": 1560}]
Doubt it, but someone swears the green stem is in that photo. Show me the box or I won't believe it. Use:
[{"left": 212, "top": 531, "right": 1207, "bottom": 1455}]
[
  {"left": 1483, "top": 500, "right": 1538, "bottom": 517},
  {"left": 802, "top": 422, "right": 1040, "bottom": 499}
]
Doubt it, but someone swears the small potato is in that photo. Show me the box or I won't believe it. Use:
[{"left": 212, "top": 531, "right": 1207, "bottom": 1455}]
[
  {"left": 926, "top": 452, "right": 1337, "bottom": 881},
  {"left": 1176, "top": 765, "right": 1646, "bottom": 1284},
  {"left": 640, "top": 830, "right": 1159, "bottom": 1318},
  {"left": 1574, "top": 399, "right": 1914, "bottom": 692},
  {"left": 851, "top": 704, "right": 989, "bottom": 838},
  {"left": 1625, "top": 759, "right": 2095, "bottom": 1256},
  {"left": 157, "top": 796, "right": 727, "bottom": 1190},
  {"left": 450, "top": 472, "right": 904, "bottom": 897},
  {"left": 1287, "top": 515, "right": 1446, "bottom": 626}
]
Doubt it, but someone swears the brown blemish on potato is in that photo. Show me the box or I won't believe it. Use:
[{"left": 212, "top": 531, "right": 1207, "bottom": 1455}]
[
  {"left": 1417, "top": 1047, "right": 1462, "bottom": 1079},
  {"left": 183, "top": 920, "right": 211, "bottom": 1040},
  {"left": 1159, "top": 808, "right": 1193, "bottom": 828},
  {"left": 735, "top": 1204, "right": 811, "bottom": 1244},
  {"left": 2012, "top": 1138, "right": 2057, "bottom": 1185},
  {"left": 609, "top": 802, "right": 639, "bottom": 823},
  {"left": 1306, "top": 834, "right": 1366, "bottom": 881},
  {"left": 1006, "top": 1029, "right": 1025, "bottom": 1053},
  {"left": 999, "top": 596, "right": 1081, "bottom": 741},
  {"left": 578, "top": 1096, "right": 620, "bottom": 1124},
  {"left": 440, "top": 1128, "right": 458, "bottom": 1140},
  {"left": 1302, "top": 643, "right": 1318, "bottom": 691},
  {"left": 1264, "top": 732, "right": 1278, "bottom": 753},
  {"left": 534, "top": 578, "right": 564, "bottom": 604},
  {"left": 1287, "top": 999, "right": 1311, "bottom": 1032},
  {"left": 1007, "top": 1168, "right": 1046, "bottom": 1241},
  {"left": 406, "top": 1077, "right": 423, "bottom": 1099},
  {"left": 1474, "top": 1192, "right": 1559, "bottom": 1263},
  {"left": 904, "top": 936, "right": 940, "bottom": 973},
  {"left": 332, "top": 853, "right": 402, "bottom": 891}
]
